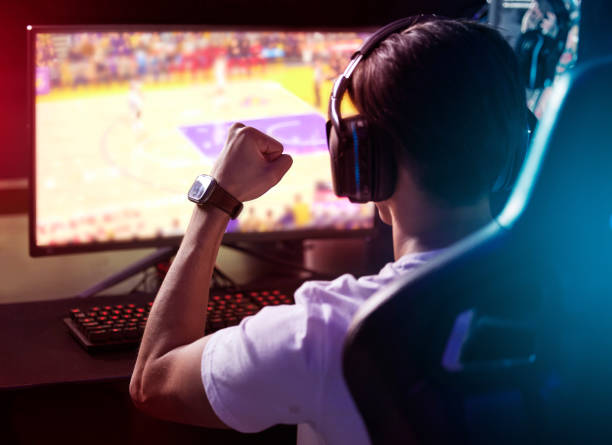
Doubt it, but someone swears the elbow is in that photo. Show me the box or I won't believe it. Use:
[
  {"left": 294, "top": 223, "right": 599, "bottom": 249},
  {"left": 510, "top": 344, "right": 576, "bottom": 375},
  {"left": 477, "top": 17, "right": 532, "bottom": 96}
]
[
  {"left": 130, "top": 365, "right": 155, "bottom": 413},
  {"left": 129, "top": 361, "right": 169, "bottom": 419},
  {"left": 129, "top": 370, "right": 146, "bottom": 409}
]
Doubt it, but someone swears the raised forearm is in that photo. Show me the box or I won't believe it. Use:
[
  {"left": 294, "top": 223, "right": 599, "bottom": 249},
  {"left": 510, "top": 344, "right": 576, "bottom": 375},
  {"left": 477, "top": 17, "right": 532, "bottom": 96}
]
[
  {"left": 137, "top": 205, "right": 229, "bottom": 361},
  {"left": 130, "top": 124, "right": 292, "bottom": 421}
]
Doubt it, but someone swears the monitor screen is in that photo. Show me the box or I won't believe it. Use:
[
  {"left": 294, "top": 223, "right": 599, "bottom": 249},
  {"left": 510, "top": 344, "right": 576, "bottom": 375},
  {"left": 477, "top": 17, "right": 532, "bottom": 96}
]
[{"left": 29, "top": 26, "right": 376, "bottom": 255}]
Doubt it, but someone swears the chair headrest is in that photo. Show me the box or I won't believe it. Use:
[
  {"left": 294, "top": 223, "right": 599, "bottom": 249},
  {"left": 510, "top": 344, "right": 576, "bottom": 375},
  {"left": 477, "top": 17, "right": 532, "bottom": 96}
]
[{"left": 499, "top": 56, "right": 612, "bottom": 292}]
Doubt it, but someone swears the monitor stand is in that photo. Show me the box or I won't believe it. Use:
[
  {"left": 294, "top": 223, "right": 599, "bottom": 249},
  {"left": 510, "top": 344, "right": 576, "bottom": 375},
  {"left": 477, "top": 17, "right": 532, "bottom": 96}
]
[{"left": 77, "top": 246, "right": 178, "bottom": 298}]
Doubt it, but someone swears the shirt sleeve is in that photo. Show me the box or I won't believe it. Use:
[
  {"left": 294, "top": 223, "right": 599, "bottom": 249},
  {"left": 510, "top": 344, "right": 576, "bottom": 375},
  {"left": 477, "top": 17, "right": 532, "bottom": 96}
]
[{"left": 201, "top": 303, "right": 326, "bottom": 433}]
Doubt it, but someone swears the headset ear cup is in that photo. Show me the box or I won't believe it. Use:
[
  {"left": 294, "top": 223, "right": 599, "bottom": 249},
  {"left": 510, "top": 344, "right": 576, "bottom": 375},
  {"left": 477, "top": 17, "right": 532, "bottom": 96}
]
[
  {"left": 342, "top": 116, "right": 372, "bottom": 202},
  {"left": 332, "top": 116, "right": 398, "bottom": 203},
  {"left": 516, "top": 31, "right": 543, "bottom": 89},
  {"left": 543, "top": 36, "right": 563, "bottom": 83},
  {"left": 490, "top": 110, "right": 537, "bottom": 215},
  {"left": 516, "top": 30, "right": 562, "bottom": 90},
  {"left": 370, "top": 127, "right": 397, "bottom": 202},
  {"left": 326, "top": 119, "right": 349, "bottom": 198}
]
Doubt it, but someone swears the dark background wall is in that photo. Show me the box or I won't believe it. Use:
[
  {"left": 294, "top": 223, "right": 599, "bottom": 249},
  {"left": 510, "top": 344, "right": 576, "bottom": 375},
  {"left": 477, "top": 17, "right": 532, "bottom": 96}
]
[{"left": 0, "top": 0, "right": 484, "bottom": 183}]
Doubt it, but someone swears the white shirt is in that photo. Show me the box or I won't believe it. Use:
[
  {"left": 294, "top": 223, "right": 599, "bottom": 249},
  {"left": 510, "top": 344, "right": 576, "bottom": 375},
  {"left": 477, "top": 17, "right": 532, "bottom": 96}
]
[{"left": 201, "top": 250, "right": 442, "bottom": 445}]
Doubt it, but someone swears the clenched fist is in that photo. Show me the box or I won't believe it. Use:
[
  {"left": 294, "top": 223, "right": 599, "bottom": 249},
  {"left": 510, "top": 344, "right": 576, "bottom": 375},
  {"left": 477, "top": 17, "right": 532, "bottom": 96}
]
[{"left": 211, "top": 123, "right": 293, "bottom": 202}]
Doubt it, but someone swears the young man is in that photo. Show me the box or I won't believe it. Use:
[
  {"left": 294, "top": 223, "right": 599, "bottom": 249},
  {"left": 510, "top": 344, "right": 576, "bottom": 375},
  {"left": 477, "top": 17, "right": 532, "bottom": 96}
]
[{"left": 130, "top": 17, "right": 527, "bottom": 445}]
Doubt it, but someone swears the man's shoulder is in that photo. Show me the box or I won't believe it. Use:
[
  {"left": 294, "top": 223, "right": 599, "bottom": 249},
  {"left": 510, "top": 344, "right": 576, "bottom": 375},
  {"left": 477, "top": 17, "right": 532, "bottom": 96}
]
[
  {"left": 298, "top": 250, "right": 440, "bottom": 300},
  {"left": 231, "top": 249, "right": 443, "bottom": 355},
  {"left": 295, "top": 273, "right": 378, "bottom": 320},
  {"left": 293, "top": 250, "right": 440, "bottom": 328}
]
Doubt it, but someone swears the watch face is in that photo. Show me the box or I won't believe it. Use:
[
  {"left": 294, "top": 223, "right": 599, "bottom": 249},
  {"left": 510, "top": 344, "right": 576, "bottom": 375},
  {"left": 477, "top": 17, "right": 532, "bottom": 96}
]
[{"left": 188, "top": 174, "right": 215, "bottom": 203}]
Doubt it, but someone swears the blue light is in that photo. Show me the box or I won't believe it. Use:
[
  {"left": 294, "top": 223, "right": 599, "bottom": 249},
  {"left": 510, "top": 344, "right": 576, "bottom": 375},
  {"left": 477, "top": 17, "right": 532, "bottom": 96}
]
[
  {"left": 497, "top": 74, "right": 571, "bottom": 228},
  {"left": 352, "top": 123, "right": 360, "bottom": 191}
]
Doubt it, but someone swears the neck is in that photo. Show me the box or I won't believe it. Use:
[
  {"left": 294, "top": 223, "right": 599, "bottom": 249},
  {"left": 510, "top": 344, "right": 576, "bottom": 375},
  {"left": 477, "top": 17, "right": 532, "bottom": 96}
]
[{"left": 390, "top": 198, "right": 492, "bottom": 260}]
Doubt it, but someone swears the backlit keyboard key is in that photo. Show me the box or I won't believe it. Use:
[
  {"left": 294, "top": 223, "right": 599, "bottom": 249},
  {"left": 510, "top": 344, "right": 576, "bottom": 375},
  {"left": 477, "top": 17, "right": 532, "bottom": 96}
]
[{"left": 65, "top": 287, "right": 296, "bottom": 352}]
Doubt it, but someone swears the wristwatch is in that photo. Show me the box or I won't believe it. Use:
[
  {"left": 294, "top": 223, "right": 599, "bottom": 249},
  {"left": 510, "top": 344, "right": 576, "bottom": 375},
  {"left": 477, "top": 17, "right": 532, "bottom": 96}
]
[{"left": 187, "top": 174, "right": 243, "bottom": 219}]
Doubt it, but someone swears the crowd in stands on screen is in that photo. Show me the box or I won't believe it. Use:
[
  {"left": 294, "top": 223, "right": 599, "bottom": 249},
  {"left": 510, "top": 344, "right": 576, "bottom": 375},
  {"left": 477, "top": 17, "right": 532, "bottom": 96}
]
[
  {"left": 227, "top": 189, "right": 371, "bottom": 234},
  {"left": 35, "top": 31, "right": 362, "bottom": 92},
  {"left": 37, "top": 208, "right": 146, "bottom": 246},
  {"left": 292, "top": 194, "right": 310, "bottom": 227},
  {"left": 231, "top": 198, "right": 312, "bottom": 233}
]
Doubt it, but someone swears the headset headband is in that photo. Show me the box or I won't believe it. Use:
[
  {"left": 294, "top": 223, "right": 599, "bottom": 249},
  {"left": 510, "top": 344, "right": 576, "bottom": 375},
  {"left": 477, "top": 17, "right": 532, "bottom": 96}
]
[
  {"left": 329, "top": 15, "right": 439, "bottom": 133},
  {"left": 326, "top": 14, "right": 536, "bottom": 201}
]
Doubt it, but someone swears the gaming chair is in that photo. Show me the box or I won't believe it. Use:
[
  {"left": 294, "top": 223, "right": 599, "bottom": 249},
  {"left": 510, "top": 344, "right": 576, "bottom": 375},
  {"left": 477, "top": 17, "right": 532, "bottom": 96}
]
[{"left": 342, "top": 55, "right": 612, "bottom": 445}]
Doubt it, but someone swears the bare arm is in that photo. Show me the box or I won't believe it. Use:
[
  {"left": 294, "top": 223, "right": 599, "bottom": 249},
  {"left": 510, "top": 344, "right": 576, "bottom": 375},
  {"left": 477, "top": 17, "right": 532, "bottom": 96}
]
[{"left": 129, "top": 123, "right": 292, "bottom": 427}]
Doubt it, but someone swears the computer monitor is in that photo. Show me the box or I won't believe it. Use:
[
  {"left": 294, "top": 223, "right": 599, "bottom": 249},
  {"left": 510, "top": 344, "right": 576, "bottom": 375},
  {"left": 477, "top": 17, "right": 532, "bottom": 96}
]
[{"left": 28, "top": 25, "right": 376, "bottom": 256}]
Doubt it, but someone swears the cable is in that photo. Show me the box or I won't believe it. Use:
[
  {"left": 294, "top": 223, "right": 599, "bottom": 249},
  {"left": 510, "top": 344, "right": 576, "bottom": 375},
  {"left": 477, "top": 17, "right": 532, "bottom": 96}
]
[
  {"left": 128, "top": 268, "right": 159, "bottom": 295},
  {"left": 128, "top": 271, "right": 148, "bottom": 294},
  {"left": 213, "top": 265, "right": 237, "bottom": 289},
  {"left": 145, "top": 268, "right": 162, "bottom": 293},
  {"left": 223, "top": 242, "right": 335, "bottom": 280}
]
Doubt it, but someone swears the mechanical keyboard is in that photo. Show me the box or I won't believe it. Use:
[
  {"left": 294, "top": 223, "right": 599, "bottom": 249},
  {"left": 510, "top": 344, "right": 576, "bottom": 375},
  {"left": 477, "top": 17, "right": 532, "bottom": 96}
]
[{"left": 64, "top": 287, "right": 296, "bottom": 352}]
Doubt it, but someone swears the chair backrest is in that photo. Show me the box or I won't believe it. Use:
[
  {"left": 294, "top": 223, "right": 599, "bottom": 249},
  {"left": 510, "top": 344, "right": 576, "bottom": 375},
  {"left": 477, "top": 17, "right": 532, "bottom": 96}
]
[{"left": 342, "top": 56, "right": 612, "bottom": 445}]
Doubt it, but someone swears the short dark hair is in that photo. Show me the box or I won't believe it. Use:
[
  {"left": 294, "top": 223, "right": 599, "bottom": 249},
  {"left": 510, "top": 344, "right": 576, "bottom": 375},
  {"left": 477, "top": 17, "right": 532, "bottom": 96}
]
[{"left": 349, "top": 18, "right": 527, "bottom": 205}]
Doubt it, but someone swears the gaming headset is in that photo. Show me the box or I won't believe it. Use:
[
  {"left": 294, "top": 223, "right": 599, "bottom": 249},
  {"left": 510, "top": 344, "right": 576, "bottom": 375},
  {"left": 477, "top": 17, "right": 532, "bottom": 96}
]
[
  {"left": 326, "top": 15, "right": 536, "bottom": 204},
  {"left": 515, "top": 0, "right": 571, "bottom": 90}
]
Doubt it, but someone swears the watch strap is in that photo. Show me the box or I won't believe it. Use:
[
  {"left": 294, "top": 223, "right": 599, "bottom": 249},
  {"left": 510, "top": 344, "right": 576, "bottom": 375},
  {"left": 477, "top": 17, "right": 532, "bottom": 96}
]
[{"left": 207, "top": 183, "right": 243, "bottom": 219}]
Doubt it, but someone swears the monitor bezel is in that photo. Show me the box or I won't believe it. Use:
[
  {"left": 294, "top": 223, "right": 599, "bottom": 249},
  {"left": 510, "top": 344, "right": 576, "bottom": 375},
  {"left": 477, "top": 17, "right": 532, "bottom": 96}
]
[{"left": 28, "top": 24, "right": 377, "bottom": 257}]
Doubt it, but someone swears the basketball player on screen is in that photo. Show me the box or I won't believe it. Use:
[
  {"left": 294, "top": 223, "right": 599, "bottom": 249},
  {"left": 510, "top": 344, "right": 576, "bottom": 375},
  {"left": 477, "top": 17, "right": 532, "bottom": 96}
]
[
  {"left": 128, "top": 79, "right": 144, "bottom": 131},
  {"left": 131, "top": 17, "right": 527, "bottom": 445}
]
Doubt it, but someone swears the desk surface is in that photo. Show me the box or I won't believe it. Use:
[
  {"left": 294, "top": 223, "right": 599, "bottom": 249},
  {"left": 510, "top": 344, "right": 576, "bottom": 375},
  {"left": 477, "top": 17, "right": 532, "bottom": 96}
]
[
  {"left": 0, "top": 293, "right": 298, "bottom": 444},
  {"left": 0, "top": 293, "right": 152, "bottom": 390}
]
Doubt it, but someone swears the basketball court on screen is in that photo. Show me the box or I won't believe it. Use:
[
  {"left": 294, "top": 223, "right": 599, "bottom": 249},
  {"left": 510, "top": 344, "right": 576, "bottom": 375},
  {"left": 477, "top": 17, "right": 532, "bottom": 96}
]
[{"left": 35, "top": 73, "right": 367, "bottom": 246}]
